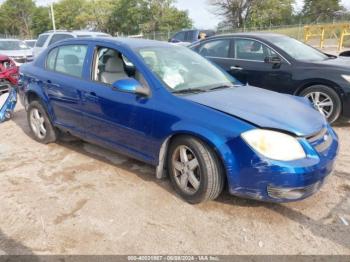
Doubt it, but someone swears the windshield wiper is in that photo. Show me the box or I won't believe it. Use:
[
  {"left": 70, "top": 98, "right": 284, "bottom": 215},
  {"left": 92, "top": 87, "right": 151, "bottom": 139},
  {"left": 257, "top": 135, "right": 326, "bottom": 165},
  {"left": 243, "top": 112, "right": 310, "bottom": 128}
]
[
  {"left": 172, "top": 88, "right": 207, "bottom": 94},
  {"left": 209, "top": 85, "right": 235, "bottom": 91}
]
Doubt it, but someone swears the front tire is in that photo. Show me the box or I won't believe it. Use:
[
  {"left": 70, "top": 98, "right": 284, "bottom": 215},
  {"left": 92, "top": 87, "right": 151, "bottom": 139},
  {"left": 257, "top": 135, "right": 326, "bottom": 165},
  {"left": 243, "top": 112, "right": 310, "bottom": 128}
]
[
  {"left": 27, "top": 101, "right": 57, "bottom": 144},
  {"left": 167, "top": 136, "right": 224, "bottom": 204},
  {"left": 300, "top": 85, "right": 342, "bottom": 124}
]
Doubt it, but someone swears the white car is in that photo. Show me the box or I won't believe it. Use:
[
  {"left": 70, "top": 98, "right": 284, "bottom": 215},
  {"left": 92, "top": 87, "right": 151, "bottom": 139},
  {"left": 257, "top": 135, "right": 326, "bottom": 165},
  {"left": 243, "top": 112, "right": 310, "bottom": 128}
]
[
  {"left": 24, "top": 39, "right": 37, "bottom": 49},
  {"left": 33, "top": 30, "right": 111, "bottom": 57},
  {"left": 0, "top": 39, "right": 33, "bottom": 66}
]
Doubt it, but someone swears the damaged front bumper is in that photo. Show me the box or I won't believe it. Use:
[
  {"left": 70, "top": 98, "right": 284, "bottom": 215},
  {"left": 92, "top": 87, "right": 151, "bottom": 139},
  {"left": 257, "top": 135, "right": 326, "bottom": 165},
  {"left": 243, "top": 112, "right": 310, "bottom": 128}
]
[{"left": 223, "top": 125, "right": 339, "bottom": 203}]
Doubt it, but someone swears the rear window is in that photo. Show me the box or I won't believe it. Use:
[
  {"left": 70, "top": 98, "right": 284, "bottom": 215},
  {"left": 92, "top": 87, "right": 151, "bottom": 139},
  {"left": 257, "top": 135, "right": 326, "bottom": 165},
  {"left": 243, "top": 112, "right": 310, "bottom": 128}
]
[
  {"left": 46, "top": 44, "right": 88, "bottom": 78},
  {"left": 36, "top": 35, "right": 49, "bottom": 47},
  {"left": 49, "top": 34, "right": 74, "bottom": 46}
]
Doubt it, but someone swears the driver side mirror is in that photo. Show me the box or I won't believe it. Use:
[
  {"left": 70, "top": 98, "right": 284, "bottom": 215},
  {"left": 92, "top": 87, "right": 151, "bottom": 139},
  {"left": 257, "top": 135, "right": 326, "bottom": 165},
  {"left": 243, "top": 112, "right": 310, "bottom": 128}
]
[
  {"left": 112, "top": 78, "right": 150, "bottom": 97},
  {"left": 264, "top": 56, "right": 282, "bottom": 65}
]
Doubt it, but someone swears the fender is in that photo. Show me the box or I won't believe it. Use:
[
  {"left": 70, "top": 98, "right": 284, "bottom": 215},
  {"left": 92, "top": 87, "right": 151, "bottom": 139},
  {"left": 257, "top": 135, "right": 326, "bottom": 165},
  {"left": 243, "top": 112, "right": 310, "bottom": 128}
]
[
  {"left": 295, "top": 78, "right": 344, "bottom": 97},
  {"left": 23, "top": 77, "right": 56, "bottom": 123},
  {"left": 155, "top": 121, "right": 240, "bottom": 182}
]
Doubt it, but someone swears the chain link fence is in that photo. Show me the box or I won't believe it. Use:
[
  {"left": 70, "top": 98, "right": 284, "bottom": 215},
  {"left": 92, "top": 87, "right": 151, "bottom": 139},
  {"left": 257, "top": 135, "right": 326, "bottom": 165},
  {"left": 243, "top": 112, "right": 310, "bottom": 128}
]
[
  {"left": 133, "top": 24, "right": 306, "bottom": 42},
  {"left": 0, "top": 34, "right": 20, "bottom": 39}
]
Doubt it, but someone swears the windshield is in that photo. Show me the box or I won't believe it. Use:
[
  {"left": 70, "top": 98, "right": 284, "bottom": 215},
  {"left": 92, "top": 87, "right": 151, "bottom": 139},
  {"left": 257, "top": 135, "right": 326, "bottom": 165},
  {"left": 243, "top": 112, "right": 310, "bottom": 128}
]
[
  {"left": 271, "top": 36, "right": 328, "bottom": 61},
  {"left": 25, "top": 41, "right": 36, "bottom": 48},
  {"left": 137, "top": 46, "right": 239, "bottom": 93},
  {"left": 0, "top": 40, "right": 30, "bottom": 51}
]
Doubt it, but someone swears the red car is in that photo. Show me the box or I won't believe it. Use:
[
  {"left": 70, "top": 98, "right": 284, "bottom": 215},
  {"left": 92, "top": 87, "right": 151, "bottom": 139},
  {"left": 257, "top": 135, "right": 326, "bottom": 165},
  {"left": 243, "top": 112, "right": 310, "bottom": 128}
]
[{"left": 0, "top": 54, "right": 18, "bottom": 95}]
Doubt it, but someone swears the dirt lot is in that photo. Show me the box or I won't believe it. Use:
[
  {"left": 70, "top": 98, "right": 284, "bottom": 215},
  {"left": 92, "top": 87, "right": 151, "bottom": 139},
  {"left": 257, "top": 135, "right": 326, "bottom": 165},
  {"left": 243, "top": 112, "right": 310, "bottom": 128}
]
[{"left": 0, "top": 103, "right": 349, "bottom": 255}]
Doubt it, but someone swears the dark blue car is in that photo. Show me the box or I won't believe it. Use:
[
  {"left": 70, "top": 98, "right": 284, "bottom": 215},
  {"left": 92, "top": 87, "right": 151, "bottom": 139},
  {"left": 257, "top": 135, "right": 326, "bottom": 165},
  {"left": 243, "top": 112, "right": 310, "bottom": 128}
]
[{"left": 18, "top": 37, "right": 339, "bottom": 204}]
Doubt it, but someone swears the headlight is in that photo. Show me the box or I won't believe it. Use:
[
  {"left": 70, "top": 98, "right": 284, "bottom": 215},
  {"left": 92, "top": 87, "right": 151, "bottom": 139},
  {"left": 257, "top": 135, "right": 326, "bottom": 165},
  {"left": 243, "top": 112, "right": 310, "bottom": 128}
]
[
  {"left": 241, "top": 129, "right": 306, "bottom": 161},
  {"left": 341, "top": 74, "right": 350, "bottom": 83}
]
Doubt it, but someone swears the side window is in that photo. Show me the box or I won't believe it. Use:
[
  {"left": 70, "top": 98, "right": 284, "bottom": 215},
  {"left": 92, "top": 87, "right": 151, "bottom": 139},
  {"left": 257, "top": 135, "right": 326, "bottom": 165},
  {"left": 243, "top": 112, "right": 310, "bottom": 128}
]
[
  {"left": 198, "top": 39, "right": 231, "bottom": 58},
  {"left": 46, "top": 47, "right": 58, "bottom": 70},
  {"left": 92, "top": 46, "right": 147, "bottom": 87},
  {"left": 174, "top": 32, "right": 185, "bottom": 42},
  {"left": 185, "top": 31, "right": 195, "bottom": 42},
  {"left": 53, "top": 45, "right": 88, "bottom": 78},
  {"left": 234, "top": 39, "right": 273, "bottom": 61},
  {"left": 49, "top": 34, "right": 74, "bottom": 46},
  {"left": 36, "top": 35, "right": 49, "bottom": 47}
]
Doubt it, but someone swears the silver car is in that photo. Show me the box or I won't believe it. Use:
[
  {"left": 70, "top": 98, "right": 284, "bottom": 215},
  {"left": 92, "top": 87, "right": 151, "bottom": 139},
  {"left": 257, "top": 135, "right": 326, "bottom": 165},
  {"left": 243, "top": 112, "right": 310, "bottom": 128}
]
[
  {"left": 0, "top": 39, "right": 33, "bottom": 65},
  {"left": 33, "top": 30, "right": 111, "bottom": 57}
]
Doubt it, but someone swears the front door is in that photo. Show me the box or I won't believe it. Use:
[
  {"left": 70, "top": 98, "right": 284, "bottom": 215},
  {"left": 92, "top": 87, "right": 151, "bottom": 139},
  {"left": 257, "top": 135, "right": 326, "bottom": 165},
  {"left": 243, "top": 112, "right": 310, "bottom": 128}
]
[
  {"left": 230, "top": 38, "right": 293, "bottom": 93},
  {"left": 81, "top": 45, "right": 155, "bottom": 162}
]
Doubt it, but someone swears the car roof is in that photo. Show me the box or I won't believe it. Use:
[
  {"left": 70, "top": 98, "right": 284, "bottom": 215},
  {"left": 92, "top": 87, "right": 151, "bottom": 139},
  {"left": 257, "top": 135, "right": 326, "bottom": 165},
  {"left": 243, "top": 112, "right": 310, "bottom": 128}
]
[
  {"left": 39, "top": 30, "right": 110, "bottom": 36},
  {"left": 59, "top": 37, "right": 173, "bottom": 49},
  {"left": 206, "top": 32, "right": 287, "bottom": 40}
]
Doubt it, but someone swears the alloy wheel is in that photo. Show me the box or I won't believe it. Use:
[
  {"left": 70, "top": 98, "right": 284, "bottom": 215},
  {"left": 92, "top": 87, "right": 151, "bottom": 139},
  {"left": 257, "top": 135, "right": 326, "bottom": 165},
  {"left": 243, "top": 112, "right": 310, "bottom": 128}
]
[
  {"left": 171, "top": 145, "right": 201, "bottom": 194},
  {"left": 30, "top": 108, "right": 47, "bottom": 139},
  {"left": 305, "top": 91, "right": 334, "bottom": 119}
]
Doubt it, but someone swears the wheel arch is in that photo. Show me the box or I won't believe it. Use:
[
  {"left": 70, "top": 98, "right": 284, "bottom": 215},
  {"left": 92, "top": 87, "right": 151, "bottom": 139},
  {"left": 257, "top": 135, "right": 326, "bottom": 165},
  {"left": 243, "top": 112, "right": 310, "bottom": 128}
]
[
  {"left": 155, "top": 130, "right": 231, "bottom": 187},
  {"left": 294, "top": 80, "right": 343, "bottom": 97},
  {"left": 24, "top": 89, "right": 55, "bottom": 123}
]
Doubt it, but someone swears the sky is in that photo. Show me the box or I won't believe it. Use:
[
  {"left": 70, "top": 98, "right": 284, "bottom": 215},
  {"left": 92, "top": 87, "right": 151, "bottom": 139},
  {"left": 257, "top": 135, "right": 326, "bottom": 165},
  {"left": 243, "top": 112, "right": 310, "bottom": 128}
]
[
  {"left": 174, "top": 0, "right": 350, "bottom": 29},
  {"left": 1, "top": 0, "right": 350, "bottom": 29}
]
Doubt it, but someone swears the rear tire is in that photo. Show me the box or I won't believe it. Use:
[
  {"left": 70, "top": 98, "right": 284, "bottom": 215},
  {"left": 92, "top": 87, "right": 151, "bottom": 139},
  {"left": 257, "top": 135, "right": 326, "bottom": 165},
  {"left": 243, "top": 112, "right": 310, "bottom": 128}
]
[
  {"left": 167, "top": 136, "right": 224, "bottom": 204},
  {"left": 300, "top": 85, "right": 341, "bottom": 124},
  {"left": 27, "top": 101, "right": 57, "bottom": 144}
]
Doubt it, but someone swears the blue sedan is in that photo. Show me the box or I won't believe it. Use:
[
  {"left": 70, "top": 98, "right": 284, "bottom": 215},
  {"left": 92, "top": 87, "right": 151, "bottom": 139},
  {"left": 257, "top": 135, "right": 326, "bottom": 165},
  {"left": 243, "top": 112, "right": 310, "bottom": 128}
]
[{"left": 18, "top": 38, "right": 339, "bottom": 204}]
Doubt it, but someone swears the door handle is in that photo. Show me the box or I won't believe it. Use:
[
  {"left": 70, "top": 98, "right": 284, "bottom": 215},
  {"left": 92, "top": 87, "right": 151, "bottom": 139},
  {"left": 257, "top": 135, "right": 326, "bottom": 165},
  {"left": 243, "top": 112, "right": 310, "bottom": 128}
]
[
  {"left": 230, "top": 66, "right": 243, "bottom": 71},
  {"left": 82, "top": 91, "right": 98, "bottom": 102},
  {"left": 46, "top": 80, "right": 60, "bottom": 88}
]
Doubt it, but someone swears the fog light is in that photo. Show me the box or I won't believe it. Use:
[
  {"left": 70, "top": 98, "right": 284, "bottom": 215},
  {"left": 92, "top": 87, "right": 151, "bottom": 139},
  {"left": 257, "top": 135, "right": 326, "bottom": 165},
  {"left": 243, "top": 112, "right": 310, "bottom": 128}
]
[{"left": 267, "top": 181, "right": 322, "bottom": 200}]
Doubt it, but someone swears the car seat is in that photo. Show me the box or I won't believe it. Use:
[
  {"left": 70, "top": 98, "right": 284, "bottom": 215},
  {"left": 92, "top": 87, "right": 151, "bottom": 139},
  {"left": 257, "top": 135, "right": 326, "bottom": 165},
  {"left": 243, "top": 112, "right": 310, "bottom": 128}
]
[{"left": 100, "top": 56, "right": 128, "bottom": 84}]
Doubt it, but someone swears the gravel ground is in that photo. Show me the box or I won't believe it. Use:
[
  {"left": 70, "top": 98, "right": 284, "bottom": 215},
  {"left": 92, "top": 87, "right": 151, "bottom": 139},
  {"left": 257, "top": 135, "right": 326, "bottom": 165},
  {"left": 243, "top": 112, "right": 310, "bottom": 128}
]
[{"left": 0, "top": 104, "right": 349, "bottom": 255}]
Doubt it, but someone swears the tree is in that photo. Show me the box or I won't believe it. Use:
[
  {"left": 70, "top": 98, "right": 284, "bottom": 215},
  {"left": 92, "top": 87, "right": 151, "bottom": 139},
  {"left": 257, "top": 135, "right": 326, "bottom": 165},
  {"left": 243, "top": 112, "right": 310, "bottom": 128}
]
[
  {"left": 76, "top": 0, "right": 116, "bottom": 32},
  {"left": 140, "top": 0, "right": 192, "bottom": 33},
  {"left": 108, "top": 0, "right": 192, "bottom": 35},
  {"left": 302, "top": 0, "right": 344, "bottom": 23},
  {"left": 249, "top": 0, "right": 294, "bottom": 28},
  {"left": 108, "top": 0, "right": 146, "bottom": 35},
  {"left": 31, "top": 6, "right": 51, "bottom": 37},
  {"left": 210, "top": 0, "right": 295, "bottom": 29},
  {"left": 209, "top": 0, "right": 256, "bottom": 28},
  {"left": 0, "top": 0, "right": 35, "bottom": 37},
  {"left": 53, "top": 0, "right": 88, "bottom": 30}
]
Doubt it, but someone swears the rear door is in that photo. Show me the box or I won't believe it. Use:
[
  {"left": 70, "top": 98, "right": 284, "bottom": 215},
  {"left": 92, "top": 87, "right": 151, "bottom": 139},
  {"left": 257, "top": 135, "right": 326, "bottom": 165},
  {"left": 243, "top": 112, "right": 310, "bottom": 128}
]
[
  {"left": 44, "top": 44, "right": 89, "bottom": 136},
  {"left": 197, "top": 38, "right": 235, "bottom": 74}
]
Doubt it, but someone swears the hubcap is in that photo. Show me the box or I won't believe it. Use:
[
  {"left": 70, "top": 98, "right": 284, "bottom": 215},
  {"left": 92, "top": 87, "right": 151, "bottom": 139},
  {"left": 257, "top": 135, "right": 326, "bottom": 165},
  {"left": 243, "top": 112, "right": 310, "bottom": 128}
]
[
  {"left": 305, "top": 91, "right": 334, "bottom": 119},
  {"left": 172, "top": 145, "right": 201, "bottom": 194},
  {"left": 30, "top": 108, "right": 47, "bottom": 139}
]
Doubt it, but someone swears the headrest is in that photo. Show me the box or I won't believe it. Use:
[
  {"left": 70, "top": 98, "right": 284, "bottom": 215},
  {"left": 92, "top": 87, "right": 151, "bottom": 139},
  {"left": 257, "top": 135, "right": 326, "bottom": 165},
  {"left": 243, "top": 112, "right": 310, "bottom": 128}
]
[
  {"left": 251, "top": 42, "right": 262, "bottom": 52},
  {"left": 105, "top": 56, "right": 124, "bottom": 73},
  {"left": 64, "top": 55, "right": 79, "bottom": 65}
]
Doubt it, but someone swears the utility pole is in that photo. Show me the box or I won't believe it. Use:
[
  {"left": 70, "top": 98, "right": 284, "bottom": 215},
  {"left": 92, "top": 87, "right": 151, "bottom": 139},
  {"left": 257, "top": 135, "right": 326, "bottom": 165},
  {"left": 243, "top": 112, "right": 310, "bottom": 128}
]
[{"left": 50, "top": 3, "right": 56, "bottom": 31}]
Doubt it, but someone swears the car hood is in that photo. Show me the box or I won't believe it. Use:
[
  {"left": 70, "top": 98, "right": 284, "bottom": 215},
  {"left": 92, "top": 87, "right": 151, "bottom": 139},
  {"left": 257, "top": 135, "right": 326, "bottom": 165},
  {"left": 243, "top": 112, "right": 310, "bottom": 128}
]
[
  {"left": 0, "top": 50, "right": 32, "bottom": 57},
  {"left": 310, "top": 57, "right": 350, "bottom": 69},
  {"left": 183, "top": 86, "right": 326, "bottom": 137}
]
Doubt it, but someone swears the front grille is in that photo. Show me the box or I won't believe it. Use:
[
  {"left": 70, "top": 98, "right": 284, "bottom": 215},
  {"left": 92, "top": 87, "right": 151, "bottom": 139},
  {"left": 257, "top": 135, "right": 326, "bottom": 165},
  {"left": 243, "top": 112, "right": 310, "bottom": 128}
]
[
  {"left": 267, "top": 181, "right": 323, "bottom": 200},
  {"left": 13, "top": 57, "right": 26, "bottom": 63},
  {"left": 307, "top": 128, "right": 333, "bottom": 153}
]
